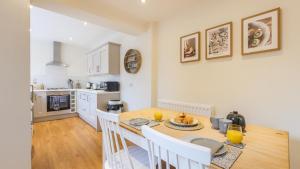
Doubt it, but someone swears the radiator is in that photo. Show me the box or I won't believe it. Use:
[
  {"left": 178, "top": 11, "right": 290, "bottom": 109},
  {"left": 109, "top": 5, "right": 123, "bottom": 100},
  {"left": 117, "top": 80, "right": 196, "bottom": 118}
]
[{"left": 157, "top": 99, "right": 213, "bottom": 117}]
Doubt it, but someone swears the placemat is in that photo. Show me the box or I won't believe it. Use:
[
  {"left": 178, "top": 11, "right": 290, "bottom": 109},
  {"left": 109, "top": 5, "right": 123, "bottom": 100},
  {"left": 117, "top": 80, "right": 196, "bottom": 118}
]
[
  {"left": 164, "top": 120, "right": 204, "bottom": 131},
  {"left": 122, "top": 119, "right": 160, "bottom": 131},
  {"left": 182, "top": 136, "right": 242, "bottom": 169},
  {"left": 224, "top": 140, "right": 246, "bottom": 149},
  {"left": 212, "top": 145, "right": 242, "bottom": 169}
]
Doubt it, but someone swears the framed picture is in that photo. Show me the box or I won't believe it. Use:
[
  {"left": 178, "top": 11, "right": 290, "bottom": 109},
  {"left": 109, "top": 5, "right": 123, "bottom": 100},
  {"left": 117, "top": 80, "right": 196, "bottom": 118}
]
[
  {"left": 206, "top": 22, "right": 233, "bottom": 60},
  {"left": 242, "top": 8, "right": 281, "bottom": 55},
  {"left": 180, "top": 32, "right": 200, "bottom": 63}
]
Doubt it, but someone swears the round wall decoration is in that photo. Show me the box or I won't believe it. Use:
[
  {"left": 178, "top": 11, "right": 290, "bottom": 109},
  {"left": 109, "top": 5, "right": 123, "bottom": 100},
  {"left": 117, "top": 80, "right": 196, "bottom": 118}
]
[{"left": 124, "top": 49, "right": 142, "bottom": 74}]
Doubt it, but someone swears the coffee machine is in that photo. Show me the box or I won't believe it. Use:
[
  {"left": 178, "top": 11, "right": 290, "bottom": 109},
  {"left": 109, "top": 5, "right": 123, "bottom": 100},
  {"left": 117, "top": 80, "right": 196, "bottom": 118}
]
[{"left": 107, "top": 100, "right": 123, "bottom": 113}]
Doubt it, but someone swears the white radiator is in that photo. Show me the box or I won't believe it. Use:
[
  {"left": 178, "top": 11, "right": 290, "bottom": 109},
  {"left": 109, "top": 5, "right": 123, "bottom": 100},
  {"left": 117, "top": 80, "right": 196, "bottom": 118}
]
[{"left": 158, "top": 99, "right": 213, "bottom": 117}]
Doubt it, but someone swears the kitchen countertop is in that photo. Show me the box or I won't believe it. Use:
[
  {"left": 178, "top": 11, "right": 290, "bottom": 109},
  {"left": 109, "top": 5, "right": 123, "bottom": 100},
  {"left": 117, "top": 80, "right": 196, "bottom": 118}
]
[
  {"left": 76, "top": 89, "right": 120, "bottom": 94},
  {"left": 34, "top": 89, "right": 77, "bottom": 92},
  {"left": 33, "top": 89, "right": 120, "bottom": 94}
]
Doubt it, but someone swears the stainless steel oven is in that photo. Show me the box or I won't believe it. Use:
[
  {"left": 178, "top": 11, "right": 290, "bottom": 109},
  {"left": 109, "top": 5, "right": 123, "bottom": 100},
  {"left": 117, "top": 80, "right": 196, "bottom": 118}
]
[{"left": 47, "top": 91, "right": 70, "bottom": 112}]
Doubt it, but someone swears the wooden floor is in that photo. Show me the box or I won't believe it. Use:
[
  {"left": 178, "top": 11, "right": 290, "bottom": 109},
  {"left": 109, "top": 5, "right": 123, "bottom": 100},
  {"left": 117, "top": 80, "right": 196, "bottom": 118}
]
[{"left": 32, "top": 117, "right": 102, "bottom": 169}]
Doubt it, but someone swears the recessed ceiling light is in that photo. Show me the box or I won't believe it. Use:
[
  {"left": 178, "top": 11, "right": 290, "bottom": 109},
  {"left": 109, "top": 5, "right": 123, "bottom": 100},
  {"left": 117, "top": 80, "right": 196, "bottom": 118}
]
[
  {"left": 29, "top": 29, "right": 32, "bottom": 32},
  {"left": 29, "top": 5, "right": 33, "bottom": 9},
  {"left": 83, "top": 22, "right": 88, "bottom": 26},
  {"left": 69, "top": 37, "right": 73, "bottom": 41},
  {"left": 141, "top": 0, "right": 146, "bottom": 4}
]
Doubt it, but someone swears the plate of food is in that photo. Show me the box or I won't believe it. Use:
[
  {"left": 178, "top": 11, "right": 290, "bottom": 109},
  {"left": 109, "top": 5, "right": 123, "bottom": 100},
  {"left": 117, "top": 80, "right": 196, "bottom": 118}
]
[{"left": 169, "top": 113, "right": 199, "bottom": 127}]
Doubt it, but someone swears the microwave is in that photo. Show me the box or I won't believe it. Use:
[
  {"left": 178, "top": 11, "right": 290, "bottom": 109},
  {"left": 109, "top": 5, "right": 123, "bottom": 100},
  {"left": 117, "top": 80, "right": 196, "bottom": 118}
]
[{"left": 102, "top": 81, "right": 119, "bottom": 92}]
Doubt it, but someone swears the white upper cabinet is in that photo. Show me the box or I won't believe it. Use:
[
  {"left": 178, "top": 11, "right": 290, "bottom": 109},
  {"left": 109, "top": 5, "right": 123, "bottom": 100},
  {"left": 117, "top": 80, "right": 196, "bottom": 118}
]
[
  {"left": 99, "top": 45, "right": 109, "bottom": 74},
  {"left": 93, "top": 50, "right": 101, "bottom": 74},
  {"left": 87, "top": 42, "right": 120, "bottom": 75},
  {"left": 87, "top": 51, "right": 95, "bottom": 75}
]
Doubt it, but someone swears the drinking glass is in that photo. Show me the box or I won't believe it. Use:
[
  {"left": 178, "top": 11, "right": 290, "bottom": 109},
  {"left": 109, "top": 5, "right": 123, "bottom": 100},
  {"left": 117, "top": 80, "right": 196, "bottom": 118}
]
[
  {"left": 226, "top": 124, "right": 243, "bottom": 144},
  {"left": 154, "top": 112, "right": 163, "bottom": 121}
]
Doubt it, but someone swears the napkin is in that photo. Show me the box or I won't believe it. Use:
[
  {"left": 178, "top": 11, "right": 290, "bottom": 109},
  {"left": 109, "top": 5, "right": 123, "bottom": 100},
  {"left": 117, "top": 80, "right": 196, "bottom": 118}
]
[{"left": 182, "top": 136, "right": 224, "bottom": 155}]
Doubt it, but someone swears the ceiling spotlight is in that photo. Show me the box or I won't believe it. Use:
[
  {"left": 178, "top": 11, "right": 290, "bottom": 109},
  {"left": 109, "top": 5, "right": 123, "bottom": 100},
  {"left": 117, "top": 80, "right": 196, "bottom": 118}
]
[
  {"left": 29, "top": 5, "right": 33, "bottom": 9},
  {"left": 83, "top": 22, "right": 88, "bottom": 26},
  {"left": 69, "top": 37, "right": 73, "bottom": 41},
  {"left": 29, "top": 29, "right": 32, "bottom": 32},
  {"left": 141, "top": 0, "right": 146, "bottom": 4}
]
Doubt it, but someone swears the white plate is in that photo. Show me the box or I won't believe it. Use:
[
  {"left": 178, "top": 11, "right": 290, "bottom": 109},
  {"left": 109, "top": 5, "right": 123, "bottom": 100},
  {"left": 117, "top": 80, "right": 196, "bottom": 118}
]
[
  {"left": 191, "top": 138, "right": 227, "bottom": 157},
  {"left": 169, "top": 118, "right": 199, "bottom": 127},
  {"left": 129, "top": 118, "right": 150, "bottom": 126}
]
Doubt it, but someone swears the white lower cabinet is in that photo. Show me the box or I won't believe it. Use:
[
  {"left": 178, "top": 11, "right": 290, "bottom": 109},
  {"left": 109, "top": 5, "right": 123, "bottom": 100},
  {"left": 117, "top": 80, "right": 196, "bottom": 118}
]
[
  {"left": 77, "top": 91, "right": 97, "bottom": 128},
  {"left": 77, "top": 90, "right": 121, "bottom": 130}
]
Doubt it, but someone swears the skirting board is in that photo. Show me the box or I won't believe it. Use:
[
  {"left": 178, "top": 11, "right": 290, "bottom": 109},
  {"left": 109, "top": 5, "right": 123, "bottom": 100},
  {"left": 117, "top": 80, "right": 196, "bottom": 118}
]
[{"left": 33, "top": 113, "right": 78, "bottom": 123}]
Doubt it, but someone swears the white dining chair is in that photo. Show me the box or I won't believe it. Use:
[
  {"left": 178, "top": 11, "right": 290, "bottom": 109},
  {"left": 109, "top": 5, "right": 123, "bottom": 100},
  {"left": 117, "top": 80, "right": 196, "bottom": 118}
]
[
  {"left": 141, "top": 125, "right": 211, "bottom": 169},
  {"left": 97, "top": 110, "right": 150, "bottom": 169}
]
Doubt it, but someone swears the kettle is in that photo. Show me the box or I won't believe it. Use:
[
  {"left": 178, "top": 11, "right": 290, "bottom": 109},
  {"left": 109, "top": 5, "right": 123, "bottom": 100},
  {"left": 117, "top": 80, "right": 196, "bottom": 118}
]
[
  {"left": 68, "top": 79, "right": 74, "bottom": 89},
  {"left": 92, "top": 83, "right": 99, "bottom": 90},
  {"left": 226, "top": 111, "right": 246, "bottom": 132}
]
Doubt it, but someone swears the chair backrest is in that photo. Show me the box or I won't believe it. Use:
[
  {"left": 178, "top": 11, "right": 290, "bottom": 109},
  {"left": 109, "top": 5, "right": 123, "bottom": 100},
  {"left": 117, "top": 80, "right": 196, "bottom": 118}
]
[
  {"left": 141, "top": 126, "right": 211, "bottom": 169},
  {"left": 158, "top": 99, "right": 213, "bottom": 117},
  {"left": 97, "top": 109, "right": 134, "bottom": 169}
]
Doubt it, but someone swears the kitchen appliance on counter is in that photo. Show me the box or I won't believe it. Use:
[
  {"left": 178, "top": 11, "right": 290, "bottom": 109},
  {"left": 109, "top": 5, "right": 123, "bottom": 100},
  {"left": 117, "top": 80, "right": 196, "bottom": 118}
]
[
  {"left": 86, "top": 82, "right": 93, "bottom": 89},
  {"left": 92, "top": 83, "right": 100, "bottom": 90},
  {"left": 107, "top": 100, "right": 123, "bottom": 113},
  {"left": 100, "top": 81, "right": 120, "bottom": 92},
  {"left": 226, "top": 111, "right": 246, "bottom": 132},
  {"left": 75, "top": 80, "right": 81, "bottom": 89},
  {"left": 68, "top": 79, "right": 74, "bottom": 89}
]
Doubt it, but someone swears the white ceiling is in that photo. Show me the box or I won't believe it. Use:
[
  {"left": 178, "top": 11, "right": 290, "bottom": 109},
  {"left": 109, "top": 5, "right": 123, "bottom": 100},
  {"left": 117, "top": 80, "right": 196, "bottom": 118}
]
[
  {"left": 30, "top": 6, "right": 118, "bottom": 48},
  {"left": 31, "top": 0, "right": 201, "bottom": 35},
  {"left": 30, "top": 0, "right": 202, "bottom": 43},
  {"left": 97, "top": 0, "right": 201, "bottom": 22}
]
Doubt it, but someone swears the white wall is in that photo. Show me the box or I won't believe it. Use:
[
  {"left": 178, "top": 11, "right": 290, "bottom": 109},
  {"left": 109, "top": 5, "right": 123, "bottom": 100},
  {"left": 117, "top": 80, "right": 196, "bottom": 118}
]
[
  {"left": 30, "top": 39, "right": 88, "bottom": 88},
  {"left": 0, "top": 0, "right": 31, "bottom": 168},
  {"left": 156, "top": 0, "right": 300, "bottom": 168},
  {"left": 88, "top": 31, "right": 153, "bottom": 111}
]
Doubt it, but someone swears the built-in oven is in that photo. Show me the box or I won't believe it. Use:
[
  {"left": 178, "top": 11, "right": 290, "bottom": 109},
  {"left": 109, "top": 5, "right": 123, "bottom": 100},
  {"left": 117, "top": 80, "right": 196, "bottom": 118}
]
[{"left": 47, "top": 91, "right": 70, "bottom": 112}]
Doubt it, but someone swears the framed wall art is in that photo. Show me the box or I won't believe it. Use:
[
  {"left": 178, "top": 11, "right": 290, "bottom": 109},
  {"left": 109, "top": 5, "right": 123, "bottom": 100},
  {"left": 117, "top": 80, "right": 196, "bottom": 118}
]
[
  {"left": 242, "top": 8, "right": 281, "bottom": 55},
  {"left": 124, "top": 49, "right": 142, "bottom": 74},
  {"left": 180, "top": 32, "right": 200, "bottom": 63},
  {"left": 206, "top": 22, "right": 233, "bottom": 60}
]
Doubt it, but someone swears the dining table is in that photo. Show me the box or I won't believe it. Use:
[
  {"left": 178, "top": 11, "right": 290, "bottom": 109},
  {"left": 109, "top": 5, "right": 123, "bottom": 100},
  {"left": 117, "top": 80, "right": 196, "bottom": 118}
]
[{"left": 118, "top": 107, "right": 290, "bottom": 169}]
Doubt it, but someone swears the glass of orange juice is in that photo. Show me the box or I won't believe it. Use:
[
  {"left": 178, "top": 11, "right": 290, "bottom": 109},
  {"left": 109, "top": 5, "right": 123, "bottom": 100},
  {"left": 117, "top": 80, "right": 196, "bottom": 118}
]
[
  {"left": 226, "top": 124, "right": 243, "bottom": 144},
  {"left": 154, "top": 112, "right": 163, "bottom": 121}
]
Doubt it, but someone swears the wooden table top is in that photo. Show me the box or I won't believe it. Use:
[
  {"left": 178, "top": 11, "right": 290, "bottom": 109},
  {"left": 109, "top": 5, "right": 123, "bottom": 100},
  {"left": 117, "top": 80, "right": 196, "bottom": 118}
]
[{"left": 119, "top": 108, "right": 290, "bottom": 169}]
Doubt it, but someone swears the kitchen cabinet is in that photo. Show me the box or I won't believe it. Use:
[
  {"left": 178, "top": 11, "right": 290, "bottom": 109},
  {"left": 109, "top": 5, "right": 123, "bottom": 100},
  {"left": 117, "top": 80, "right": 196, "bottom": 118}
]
[
  {"left": 77, "top": 91, "right": 97, "bottom": 128},
  {"left": 87, "top": 51, "right": 95, "bottom": 75},
  {"left": 86, "top": 42, "right": 120, "bottom": 75},
  {"left": 93, "top": 49, "right": 101, "bottom": 74},
  {"left": 33, "top": 91, "right": 75, "bottom": 122},
  {"left": 77, "top": 90, "right": 120, "bottom": 130},
  {"left": 33, "top": 91, "right": 46, "bottom": 118}
]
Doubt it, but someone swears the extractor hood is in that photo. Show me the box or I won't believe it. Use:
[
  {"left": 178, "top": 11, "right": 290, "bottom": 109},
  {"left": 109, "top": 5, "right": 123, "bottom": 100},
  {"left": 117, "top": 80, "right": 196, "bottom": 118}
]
[{"left": 46, "top": 41, "right": 68, "bottom": 67}]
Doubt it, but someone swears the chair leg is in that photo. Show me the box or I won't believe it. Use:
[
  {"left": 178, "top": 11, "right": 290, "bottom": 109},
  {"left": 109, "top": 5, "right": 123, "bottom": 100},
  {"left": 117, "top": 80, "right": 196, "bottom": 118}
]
[{"left": 102, "top": 134, "right": 106, "bottom": 169}]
